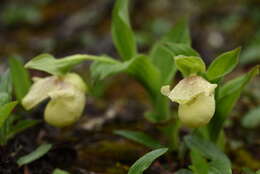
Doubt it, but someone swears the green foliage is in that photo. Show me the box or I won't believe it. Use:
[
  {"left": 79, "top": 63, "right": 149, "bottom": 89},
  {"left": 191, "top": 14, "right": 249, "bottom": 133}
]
[
  {"left": 243, "top": 168, "right": 257, "bottom": 174},
  {"left": 90, "top": 57, "right": 124, "bottom": 80},
  {"left": 6, "top": 118, "right": 38, "bottom": 140},
  {"left": 2, "top": 0, "right": 260, "bottom": 172},
  {"left": 241, "top": 107, "right": 260, "bottom": 128},
  {"left": 174, "top": 56, "right": 206, "bottom": 77},
  {"left": 17, "top": 143, "right": 52, "bottom": 166},
  {"left": 190, "top": 150, "right": 209, "bottom": 174},
  {"left": 185, "top": 134, "right": 232, "bottom": 174},
  {"left": 25, "top": 54, "right": 114, "bottom": 76},
  {"left": 9, "top": 56, "right": 31, "bottom": 101},
  {"left": 165, "top": 42, "right": 199, "bottom": 57},
  {"left": 128, "top": 148, "right": 168, "bottom": 174},
  {"left": 0, "top": 71, "right": 12, "bottom": 106},
  {"left": 150, "top": 42, "right": 198, "bottom": 84},
  {"left": 0, "top": 114, "right": 38, "bottom": 145},
  {"left": 91, "top": 55, "right": 161, "bottom": 98},
  {"left": 125, "top": 55, "right": 161, "bottom": 97},
  {"left": 92, "top": 17, "right": 195, "bottom": 122},
  {"left": 112, "top": 0, "right": 137, "bottom": 60},
  {"left": 150, "top": 43, "right": 176, "bottom": 84},
  {"left": 149, "top": 18, "right": 193, "bottom": 84},
  {"left": 209, "top": 65, "right": 259, "bottom": 141},
  {"left": 206, "top": 47, "right": 241, "bottom": 81},
  {"left": 0, "top": 70, "right": 38, "bottom": 146},
  {"left": 53, "top": 169, "right": 70, "bottom": 174},
  {"left": 0, "top": 101, "right": 18, "bottom": 128},
  {"left": 114, "top": 130, "right": 163, "bottom": 149}
]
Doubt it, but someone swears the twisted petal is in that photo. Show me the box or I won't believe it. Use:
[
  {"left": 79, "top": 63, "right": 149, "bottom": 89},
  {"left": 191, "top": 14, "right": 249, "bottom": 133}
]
[{"left": 22, "top": 76, "right": 60, "bottom": 110}]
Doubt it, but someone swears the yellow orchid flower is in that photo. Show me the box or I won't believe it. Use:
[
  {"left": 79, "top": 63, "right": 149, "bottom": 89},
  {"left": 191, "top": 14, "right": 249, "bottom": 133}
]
[
  {"left": 22, "top": 73, "right": 87, "bottom": 127},
  {"left": 161, "top": 76, "right": 217, "bottom": 127}
]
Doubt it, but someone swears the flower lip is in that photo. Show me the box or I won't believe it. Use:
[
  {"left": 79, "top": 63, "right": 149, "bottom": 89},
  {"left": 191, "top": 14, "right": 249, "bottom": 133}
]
[
  {"left": 161, "top": 76, "right": 217, "bottom": 104},
  {"left": 62, "top": 73, "right": 87, "bottom": 92}
]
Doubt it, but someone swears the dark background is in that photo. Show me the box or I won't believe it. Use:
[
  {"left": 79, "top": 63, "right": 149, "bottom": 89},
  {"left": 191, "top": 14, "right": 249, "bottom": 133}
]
[{"left": 0, "top": 0, "right": 260, "bottom": 65}]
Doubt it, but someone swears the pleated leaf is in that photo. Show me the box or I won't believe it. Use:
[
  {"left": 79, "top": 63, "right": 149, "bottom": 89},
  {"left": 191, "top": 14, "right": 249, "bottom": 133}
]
[
  {"left": 17, "top": 143, "right": 52, "bottom": 166},
  {"left": 114, "top": 130, "right": 163, "bottom": 149},
  {"left": 112, "top": 0, "right": 137, "bottom": 60},
  {"left": 91, "top": 55, "right": 161, "bottom": 97},
  {"left": 9, "top": 56, "right": 31, "bottom": 101},
  {"left": 206, "top": 47, "right": 241, "bottom": 81},
  {"left": 128, "top": 148, "right": 168, "bottom": 174},
  {"left": 185, "top": 135, "right": 232, "bottom": 174},
  {"left": 209, "top": 65, "right": 259, "bottom": 141},
  {"left": 25, "top": 54, "right": 114, "bottom": 76},
  {"left": 0, "top": 101, "right": 18, "bottom": 128}
]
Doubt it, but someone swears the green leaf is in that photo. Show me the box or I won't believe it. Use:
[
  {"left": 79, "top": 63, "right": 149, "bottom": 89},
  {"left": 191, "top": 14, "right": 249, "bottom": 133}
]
[
  {"left": 0, "top": 70, "right": 12, "bottom": 94},
  {"left": 91, "top": 55, "right": 161, "bottom": 97},
  {"left": 149, "top": 41, "right": 199, "bottom": 84},
  {"left": 114, "top": 130, "right": 164, "bottom": 149},
  {"left": 165, "top": 42, "right": 199, "bottom": 57},
  {"left": 257, "top": 170, "right": 260, "bottom": 174},
  {"left": 149, "top": 18, "right": 195, "bottom": 84},
  {"left": 25, "top": 54, "right": 114, "bottom": 76},
  {"left": 185, "top": 135, "right": 232, "bottom": 174},
  {"left": 161, "top": 18, "right": 191, "bottom": 46},
  {"left": 112, "top": 0, "right": 137, "bottom": 60},
  {"left": 218, "top": 65, "right": 259, "bottom": 99},
  {"left": 53, "top": 169, "right": 70, "bottom": 174},
  {"left": 6, "top": 119, "right": 39, "bottom": 140},
  {"left": 185, "top": 135, "right": 229, "bottom": 162},
  {"left": 91, "top": 55, "right": 169, "bottom": 122},
  {"left": 0, "top": 101, "right": 18, "bottom": 128},
  {"left": 90, "top": 57, "right": 125, "bottom": 80},
  {"left": 209, "top": 65, "right": 259, "bottom": 141},
  {"left": 208, "top": 160, "right": 232, "bottom": 174},
  {"left": 206, "top": 47, "right": 241, "bottom": 81},
  {"left": 242, "top": 168, "right": 255, "bottom": 174},
  {"left": 160, "top": 120, "right": 180, "bottom": 150},
  {"left": 9, "top": 56, "right": 31, "bottom": 101},
  {"left": 17, "top": 143, "right": 52, "bottom": 166},
  {"left": 150, "top": 43, "right": 177, "bottom": 84},
  {"left": 241, "top": 107, "right": 260, "bottom": 128},
  {"left": 128, "top": 148, "right": 168, "bottom": 174},
  {"left": 175, "top": 55, "right": 206, "bottom": 77},
  {"left": 127, "top": 56, "right": 161, "bottom": 97},
  {"left": 0, "top": 93, "right": 11, "bottom": 107},
  {"left": 0, "top": 114, "right": 37, "bottom": 146},
  {"left": 190, "top": 150, "right": 209, "bottom": 174},
  {"left": 0, "top": 71, "right": 12, "bottom": 106}
]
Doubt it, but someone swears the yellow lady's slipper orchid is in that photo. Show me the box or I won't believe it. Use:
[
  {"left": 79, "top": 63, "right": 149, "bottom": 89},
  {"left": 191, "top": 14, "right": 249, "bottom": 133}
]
[
  {"left": 161, "top": 76, "right": 217, "bottom": 128},
  {"left": 22, "top": 73, "right": 87, "bottom": 127}
]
